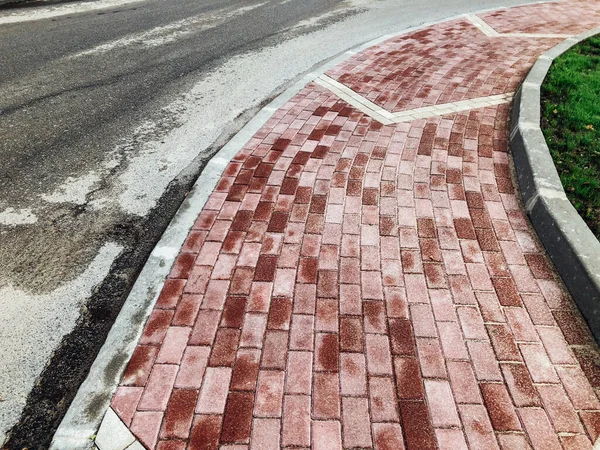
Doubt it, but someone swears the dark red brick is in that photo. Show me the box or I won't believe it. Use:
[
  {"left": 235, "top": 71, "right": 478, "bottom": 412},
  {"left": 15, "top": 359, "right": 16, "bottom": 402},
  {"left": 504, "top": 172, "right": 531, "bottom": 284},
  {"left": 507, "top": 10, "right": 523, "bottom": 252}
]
[
  {"left": 231, "top": 210, "right": 254, "bottom": 231},
  {"left": 298, "top": 257, "right": 318, "bottom": 283},
  {"left": 524, "top": 253, "right": 554, "bottom": 279},
  {"left": 491, "top": 277, "right": 522, "bottom": 306},
  {"left": 254, "top": 255, "right": 278, "bottom": 282},
  {"left": 267, "top": 211, "right": 289, "bottom": 233},
  {"left": 394, "top": 357, "right": 424, "bottom": 400},
  {"left": 122, "top": 345, "right": 159, "bottom": 386},
  {"left": 255, "top": 162, "right": 274, "bottom": 178},
  {"left": 156, "top": 279, "right": 186, "bottom": 309},
  {"left": 221, "top": 297, "right": 247, "bottom": 328},
  {"left": 253, "top": 202, "right": 273, "bottom": 221},
  {"left": 362, "top": 188, "right": 378, "bottom": 206},
  {"left": 309, "top": 196, "right": 327, "bottom": 214},
  {"left": 380, "top": 216, "right": 397, "bottom": 236},
  {"left": 272, "top": 138, "right": 291, "bottom": 151},
  {"left": 340, "top": 316, "right": 364, "bottom": 352},
  {"left": 231, "top": 350, "right": 260, "bottom": 391},
  {"left": 280, "top": 177, "right": 299, "bottom": 195},
  {"left": 234, "top": 169, "right": 253, "bottom": 186},
  {"left": 480, "top": 383, "right": 522, "bottom": 431},
  {"left": 476, "top": 228, "right": 500, "bottom": 252},
  {"left": 209, "top": 328, "right": 240, "bottom": 367},
  {"left": 268, "top": 297, "right": 293, "bottom": 330},
  {"left": 454, "top": 218, "right": 476, "bottom": 240},
  {"left": 188, "top": 415, "right": 222, "bottom": 450},
  {"left": 446, "top": 168, "right": 462, "bottom": 184},
  {"left": 311, "top": 145, "right": 329, "bottom": 159},
  {"left": 553, "top": 309, "right": 594, "bottom": 345},
  {"left": 465, "top": 191, "right": 485, "bottom": 209},
  {"left": 347, "top": 180, "right": 362, "bottom": 196},
  {"left": 420, "top": 238, "right": 442, "bottom": 262},
  {"left": 230, "top": 267, "right": 254, "bottom": 295},
  {"left": 169, "top": 253, "right": 196, "bottom": 279},
  {"left": 398, "top": 401, "right": 437, "bottom": 450},
  {"left": 316, "top": 333, "right": 339, "bottom": 372},
  {"left": 226, "top": 184, "right": 247, "bottom": 202},
  {"left": 160, "top": 389, "right": 198, "bottom": 439},
  {"left": 292, "top": 151, "right": 311, "bottom": 165},
  {"left": 417, "top": 218, "right": 436, "bottom": 238},
  {"left": 389, "top": 319, "right": 416, "bottom": 356}
]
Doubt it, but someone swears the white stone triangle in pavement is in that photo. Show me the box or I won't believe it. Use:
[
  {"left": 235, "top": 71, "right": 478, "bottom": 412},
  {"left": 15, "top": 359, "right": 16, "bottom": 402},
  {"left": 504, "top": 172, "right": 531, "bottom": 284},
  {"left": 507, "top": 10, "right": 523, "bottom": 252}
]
[
  {"left": 95, "top": 408, "right": 142, "bottom": 450},
  {"left": 315, "top": 74, "right": 513, "bottom": 125}
]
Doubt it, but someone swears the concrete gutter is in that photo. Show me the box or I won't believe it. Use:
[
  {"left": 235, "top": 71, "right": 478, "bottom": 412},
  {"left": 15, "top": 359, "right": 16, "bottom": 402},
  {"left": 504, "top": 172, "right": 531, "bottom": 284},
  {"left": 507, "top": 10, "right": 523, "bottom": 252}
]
[{"left": 510, "top": 26, "right": 600, "bottom": 343}]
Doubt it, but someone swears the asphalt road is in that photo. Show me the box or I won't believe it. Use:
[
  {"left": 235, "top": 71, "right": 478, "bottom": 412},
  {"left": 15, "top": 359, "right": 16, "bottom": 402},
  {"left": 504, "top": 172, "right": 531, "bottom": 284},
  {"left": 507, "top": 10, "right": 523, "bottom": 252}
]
[{"left": 0, "top": 0, "right": 535, "bottom": 447}]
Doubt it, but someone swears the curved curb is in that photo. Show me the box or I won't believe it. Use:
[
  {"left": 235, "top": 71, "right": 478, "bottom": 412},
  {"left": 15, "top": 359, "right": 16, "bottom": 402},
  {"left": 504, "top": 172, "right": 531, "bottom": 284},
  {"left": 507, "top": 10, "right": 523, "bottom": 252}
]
[{"left": 510, "top": 26, "right": 600, "bottom": 343}]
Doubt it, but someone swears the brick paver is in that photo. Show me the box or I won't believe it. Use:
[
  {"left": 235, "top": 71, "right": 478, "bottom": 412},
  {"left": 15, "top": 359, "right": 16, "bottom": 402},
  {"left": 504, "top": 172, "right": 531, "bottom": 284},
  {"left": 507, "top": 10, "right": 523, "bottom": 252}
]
[{"left": 108, "top": 2, "right": 600, "bottom": 449}]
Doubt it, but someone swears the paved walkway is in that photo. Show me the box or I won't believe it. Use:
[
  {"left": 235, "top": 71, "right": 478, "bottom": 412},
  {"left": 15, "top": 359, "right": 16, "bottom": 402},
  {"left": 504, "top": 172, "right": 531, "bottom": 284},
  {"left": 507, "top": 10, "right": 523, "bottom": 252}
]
[{"left": 104, "top": 1, "right": 600, "bottom": 449}]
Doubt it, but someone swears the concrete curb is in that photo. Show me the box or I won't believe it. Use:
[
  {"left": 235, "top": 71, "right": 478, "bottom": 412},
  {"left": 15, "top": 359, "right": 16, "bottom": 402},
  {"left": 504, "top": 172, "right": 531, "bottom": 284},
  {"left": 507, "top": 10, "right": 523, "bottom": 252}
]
[
  {"left": 48, "top": 1, "right": 560, "bottom": 448},
  {"left": 510, "top": 26, "right": 600, "bottom": 343}
]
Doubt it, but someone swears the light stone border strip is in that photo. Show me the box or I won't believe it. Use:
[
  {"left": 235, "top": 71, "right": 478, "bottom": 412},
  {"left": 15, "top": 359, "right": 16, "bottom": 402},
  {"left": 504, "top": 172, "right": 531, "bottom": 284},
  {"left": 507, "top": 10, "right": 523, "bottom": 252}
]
[
  {"left": 505, "top": 32, "right": 573, "bottom": 38},
  {"left": 315, "top": 75, "right": 395, "bottom": 124},
  {"left": 466, "top": 13, "right": 501, "bottom": 36},
  {"left": 316, "top": 75, "right": 513, "bottom": 124},
  {"left": 48, "top": 1, "right": 563, "bottom": 449},
  {"left": 510, "top": 26, "right": 600, "bottom": 342}
]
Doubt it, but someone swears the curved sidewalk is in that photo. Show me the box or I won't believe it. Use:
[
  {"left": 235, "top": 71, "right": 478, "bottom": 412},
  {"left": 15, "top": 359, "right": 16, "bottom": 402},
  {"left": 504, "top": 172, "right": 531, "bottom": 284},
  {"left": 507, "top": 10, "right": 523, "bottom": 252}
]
[{"left": 98, "top": 1, "right": 600, "bottom": 449}]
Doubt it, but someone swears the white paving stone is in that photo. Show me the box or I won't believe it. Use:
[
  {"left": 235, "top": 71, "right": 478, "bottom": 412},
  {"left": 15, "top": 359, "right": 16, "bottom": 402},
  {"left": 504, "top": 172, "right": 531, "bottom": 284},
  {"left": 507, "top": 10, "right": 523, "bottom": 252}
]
[{"left": 95, "top": 408, "right": 136, "bottom": 450}]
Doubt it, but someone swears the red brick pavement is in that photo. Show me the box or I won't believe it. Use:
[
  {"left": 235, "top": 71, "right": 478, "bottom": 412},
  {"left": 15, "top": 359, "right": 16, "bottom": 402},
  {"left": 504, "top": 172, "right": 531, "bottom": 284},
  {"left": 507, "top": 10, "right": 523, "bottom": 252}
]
[
  {"left": 480, "top": 1, "right": 600, "bottom": 35},
  {"left": 108, "top": 2, "right": 600, "bottom": 449},
  {"left": 326, "top": 18, "right": 561, "bottom": 113}
]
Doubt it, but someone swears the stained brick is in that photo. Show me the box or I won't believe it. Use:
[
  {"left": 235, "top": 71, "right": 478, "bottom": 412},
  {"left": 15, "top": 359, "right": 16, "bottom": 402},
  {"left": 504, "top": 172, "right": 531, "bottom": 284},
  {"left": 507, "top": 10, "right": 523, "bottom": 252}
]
[
  {"left": 500, "top": 363, "right": 541, "bottom": 407},
  {"left": 160, "top": 389, "right": 198, "bottom": 440},
  {"left": 122, "top": 345, "right": 159, "bottom": 387},
  {"left": 315, "top": 332, "right": 339, "bottom": 372},
  {"left": 398, "top": 401, "right": 437, "bottom": 450},
  {"left": 221, "top": 297, "right": 248, "bottom": 329},
  {"left": 480, "top": 383, "right": 521, "bottom": 431},
  {"left": 209, "top": 328, "right": 240, "bottom": 367}
]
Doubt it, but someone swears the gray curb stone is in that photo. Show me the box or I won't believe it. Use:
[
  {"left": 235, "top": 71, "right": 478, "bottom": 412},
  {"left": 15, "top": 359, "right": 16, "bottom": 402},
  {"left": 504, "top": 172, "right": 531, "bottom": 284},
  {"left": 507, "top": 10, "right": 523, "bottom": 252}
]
[{"left": 510, "top": 26, "right": 600, "bottom": 342}]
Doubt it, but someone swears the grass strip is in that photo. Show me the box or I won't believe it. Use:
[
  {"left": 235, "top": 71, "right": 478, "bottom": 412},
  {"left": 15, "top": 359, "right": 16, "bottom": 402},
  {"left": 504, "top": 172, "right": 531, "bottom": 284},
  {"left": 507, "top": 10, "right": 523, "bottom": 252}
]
[{"left": 541, "top": 35, "right": 600, "bottom": 238}]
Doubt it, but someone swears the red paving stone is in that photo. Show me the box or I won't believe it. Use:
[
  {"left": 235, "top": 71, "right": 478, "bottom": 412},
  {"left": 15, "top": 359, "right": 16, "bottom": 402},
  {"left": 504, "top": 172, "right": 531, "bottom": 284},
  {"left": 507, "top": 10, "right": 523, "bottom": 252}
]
[{"left": 108, "top": 2, "right": 600, "bottom": 449}]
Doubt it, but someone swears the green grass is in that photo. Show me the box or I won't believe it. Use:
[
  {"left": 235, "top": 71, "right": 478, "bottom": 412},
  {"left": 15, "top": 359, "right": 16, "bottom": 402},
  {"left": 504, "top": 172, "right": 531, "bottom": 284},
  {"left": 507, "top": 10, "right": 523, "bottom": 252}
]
[{"left": 541, "top": 35, "right": 600, "bottom": 239}]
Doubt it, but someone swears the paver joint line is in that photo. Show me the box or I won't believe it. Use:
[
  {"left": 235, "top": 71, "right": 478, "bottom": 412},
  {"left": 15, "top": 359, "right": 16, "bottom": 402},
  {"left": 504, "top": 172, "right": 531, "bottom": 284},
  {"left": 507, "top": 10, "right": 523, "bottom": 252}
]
[{"left": 52, "top": 1, "right": 600, "bottom": 449}]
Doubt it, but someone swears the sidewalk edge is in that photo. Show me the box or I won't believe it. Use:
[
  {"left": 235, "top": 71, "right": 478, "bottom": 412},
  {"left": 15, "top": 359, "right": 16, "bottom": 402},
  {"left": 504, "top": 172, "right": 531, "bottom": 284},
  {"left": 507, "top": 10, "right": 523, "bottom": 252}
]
[
  {"left": 49, "top": 2, "right": 560, "bottom": 448},
  {"left": 510, "top": 26, "right": 600, "bottom": 343}
]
